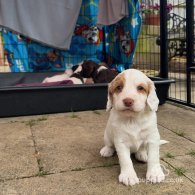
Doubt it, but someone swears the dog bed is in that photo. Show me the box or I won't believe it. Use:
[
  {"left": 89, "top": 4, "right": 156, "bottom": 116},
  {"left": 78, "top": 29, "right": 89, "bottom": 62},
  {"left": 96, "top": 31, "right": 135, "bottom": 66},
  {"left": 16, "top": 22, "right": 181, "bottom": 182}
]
[{"left": 0, "top": 72, "right": 174, "bottom": 117}]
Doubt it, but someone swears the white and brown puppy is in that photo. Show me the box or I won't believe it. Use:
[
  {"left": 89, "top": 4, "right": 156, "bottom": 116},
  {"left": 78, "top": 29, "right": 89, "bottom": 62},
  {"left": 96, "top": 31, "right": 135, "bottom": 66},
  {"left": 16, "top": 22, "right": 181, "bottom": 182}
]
[
  {"left": 42, "top": 63, "right": 85, "bottom": 84},
  {"left": 100, "top": 69, "right": 166, "bottom": 186},
  {"left": 42, "top": 69, "right": 73, "bottom": 83}
]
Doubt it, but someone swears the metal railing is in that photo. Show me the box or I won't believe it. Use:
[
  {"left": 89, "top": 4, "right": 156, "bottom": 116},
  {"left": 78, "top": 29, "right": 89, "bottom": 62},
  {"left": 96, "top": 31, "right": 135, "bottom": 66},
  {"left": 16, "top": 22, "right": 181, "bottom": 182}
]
[{"left": 135, "top": 0, "right": 195, "bottom": 108}]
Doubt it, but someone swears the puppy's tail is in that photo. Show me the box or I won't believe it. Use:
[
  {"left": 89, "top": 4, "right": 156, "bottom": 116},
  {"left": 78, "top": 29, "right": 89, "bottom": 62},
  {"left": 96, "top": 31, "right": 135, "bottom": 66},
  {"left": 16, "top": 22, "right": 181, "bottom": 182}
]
[{"left": 160, "top": 140, "right": 169, "bottom": 145}]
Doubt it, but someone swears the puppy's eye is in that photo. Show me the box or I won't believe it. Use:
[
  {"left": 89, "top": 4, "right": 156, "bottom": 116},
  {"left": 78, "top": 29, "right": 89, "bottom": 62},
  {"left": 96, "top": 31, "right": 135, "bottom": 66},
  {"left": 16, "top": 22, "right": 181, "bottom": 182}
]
[
  {"left": 116, "top": 85, "right": 123, "bottom": 92},
  {"left": 137, "top": 86, "right": 145, "bottom": 91}
]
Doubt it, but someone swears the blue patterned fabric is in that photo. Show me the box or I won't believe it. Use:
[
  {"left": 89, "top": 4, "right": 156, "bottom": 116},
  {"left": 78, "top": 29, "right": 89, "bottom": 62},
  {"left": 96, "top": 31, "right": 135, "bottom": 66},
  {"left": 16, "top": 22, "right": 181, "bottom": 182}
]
[
  {"left": 0, "top": 0, "right": 141, "bottom": 73},
  {"left": 105, "top": 0, "right": 142, "bottom": 71}
]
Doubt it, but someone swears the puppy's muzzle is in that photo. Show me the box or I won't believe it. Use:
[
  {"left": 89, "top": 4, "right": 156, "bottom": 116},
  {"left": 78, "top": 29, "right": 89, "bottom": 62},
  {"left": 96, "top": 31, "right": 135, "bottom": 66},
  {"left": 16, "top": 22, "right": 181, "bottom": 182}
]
[{"left": 123, "top": 98, "right": 134, "bottom": 107}]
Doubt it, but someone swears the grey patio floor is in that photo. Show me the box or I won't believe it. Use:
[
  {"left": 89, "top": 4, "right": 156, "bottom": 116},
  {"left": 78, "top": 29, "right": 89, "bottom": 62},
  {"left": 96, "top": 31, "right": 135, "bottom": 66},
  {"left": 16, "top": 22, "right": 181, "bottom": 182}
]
[{"left": 0, "top": 103, "right": 195, "bottom": 195}]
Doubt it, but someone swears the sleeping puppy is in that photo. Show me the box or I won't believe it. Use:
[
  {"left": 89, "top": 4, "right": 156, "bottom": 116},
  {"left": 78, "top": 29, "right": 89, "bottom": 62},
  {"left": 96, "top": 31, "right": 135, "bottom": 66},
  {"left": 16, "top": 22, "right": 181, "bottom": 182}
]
[
  {"left": 100, "top": 69, "right": 166, "bottom": 186},
  {"left": 80, "top": 60, "right": 118, "bottom": 83},
  {"left": 42, "top": 62, "right": 93, "bottom": 84},
  {"left": 42, "top": 69, "right": 73, "bottom": 83},
  {"left": 74, "top": 60, "right": 98, "bottom": 78},
  {"left": 42, "top": 60, "right": 117, "bottom": 84},
  {"left": 42, "top": 72, "right": 89, "bottom": 84},
  {"left": 93, "top": 68, "right": 118, "bottom": 83}
]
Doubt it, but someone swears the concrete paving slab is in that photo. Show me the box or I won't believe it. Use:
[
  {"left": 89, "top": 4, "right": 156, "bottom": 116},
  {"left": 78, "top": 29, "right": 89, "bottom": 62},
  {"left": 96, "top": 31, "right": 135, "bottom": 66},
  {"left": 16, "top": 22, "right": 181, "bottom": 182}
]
[
  {"left": 159, "top": 126, "right": 195, "bottom": 158},
  {"left": 164, "top": 155, "right": 195, "bottom": 183},
  {"left": 46, "top": 109, "right": 108, "bottom": 122},
  {"left": 31, "top": 106, "right": 195, "bottom": 174},
  {"left": 0, "top": 110, "right": 107, "bottom": 125},
  {"left": 0, "top": 162, "right": 194, "bottom": 195},
  {"left": 157, "top": 103, "right": 195, "bottom": 142},
  {"left": 31, "top": 114, "right": 118, "bottom": 173},
  {"left": 0, "top": 122, "right": 39, "bottom": 180}
]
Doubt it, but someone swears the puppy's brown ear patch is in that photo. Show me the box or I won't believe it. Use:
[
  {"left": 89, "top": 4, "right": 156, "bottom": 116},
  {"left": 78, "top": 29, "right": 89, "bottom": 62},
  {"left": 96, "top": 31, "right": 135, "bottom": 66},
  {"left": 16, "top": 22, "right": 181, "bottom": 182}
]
[{"left": 109, "top": 73, "right": 126, "bottom": 95}]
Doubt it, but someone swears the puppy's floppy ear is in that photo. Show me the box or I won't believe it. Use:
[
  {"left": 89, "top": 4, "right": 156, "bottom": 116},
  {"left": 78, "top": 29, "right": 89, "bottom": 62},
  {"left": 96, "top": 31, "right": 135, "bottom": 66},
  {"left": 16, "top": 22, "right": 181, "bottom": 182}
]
[
  {"left": 72, "top": 65, "right": 79, "bottom": 72},
  {"left": 147, "top": 81, "right": 159, "bottom": 112},
  {"left": 106, "top": 83, "right": 113, "bottom": 112},
  {"left": 73, "top": 64, "right": 82, "bottom": 73}
]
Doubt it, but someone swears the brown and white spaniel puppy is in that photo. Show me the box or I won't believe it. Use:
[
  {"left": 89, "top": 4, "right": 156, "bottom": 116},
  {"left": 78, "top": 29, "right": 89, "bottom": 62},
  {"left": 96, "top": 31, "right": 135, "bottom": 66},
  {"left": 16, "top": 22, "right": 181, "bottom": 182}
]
[
  {"left": 79, "top": 60, "right": 118, "bottom": 83},
  {"left": 100, "top": 69, "right": 167, "bottom": 186},
  {"left": 42, "top": 62, "right": 88, "bottom": 84},
  {"left": 42, "top": 69, "right": 73, "bottom": 83},
  {"left": 42, "top": 60, "right": 118, "bottom": 84}
]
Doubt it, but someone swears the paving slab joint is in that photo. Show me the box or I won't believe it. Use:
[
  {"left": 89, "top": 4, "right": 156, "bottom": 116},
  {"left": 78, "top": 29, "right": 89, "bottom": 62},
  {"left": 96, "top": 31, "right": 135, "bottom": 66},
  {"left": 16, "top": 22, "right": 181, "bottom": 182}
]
[
  {"left": 162, "top": 159, "right": 195, "bottom": 184},
  {"left": 29, "top": 127, "right": 45, "bottom": 176},
  {"left": 158, "top": 124, "right": 195, "bottom": 144}
]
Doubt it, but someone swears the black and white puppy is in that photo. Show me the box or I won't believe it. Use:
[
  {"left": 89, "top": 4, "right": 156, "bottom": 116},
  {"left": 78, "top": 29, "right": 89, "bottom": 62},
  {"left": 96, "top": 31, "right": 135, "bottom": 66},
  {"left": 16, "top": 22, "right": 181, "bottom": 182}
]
[
  {"left": 42, "top": 62, "right": 86, "bottom": 84},
  {"left": 42, "top": 60, "right": 118, "bottom": 84},
  {"left": 78, "top": 60, "right": 118, "bottom": 83}
]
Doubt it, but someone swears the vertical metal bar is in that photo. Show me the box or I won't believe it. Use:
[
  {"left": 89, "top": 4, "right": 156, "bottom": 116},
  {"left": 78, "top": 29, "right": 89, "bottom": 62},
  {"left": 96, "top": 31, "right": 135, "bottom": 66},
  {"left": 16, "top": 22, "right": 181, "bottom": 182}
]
[
  {"left": 186, "top": 0, "right": 194, "bottom": 104},
  {"left": 160, "top": 0, "right": 168, "bottom": 78}
]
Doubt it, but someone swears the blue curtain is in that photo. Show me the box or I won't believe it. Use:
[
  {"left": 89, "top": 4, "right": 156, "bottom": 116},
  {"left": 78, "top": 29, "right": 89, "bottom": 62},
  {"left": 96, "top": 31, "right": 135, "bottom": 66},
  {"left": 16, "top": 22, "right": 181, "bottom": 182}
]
[{"left": 0, "top": 0, "right": 141, "bottom": 72}]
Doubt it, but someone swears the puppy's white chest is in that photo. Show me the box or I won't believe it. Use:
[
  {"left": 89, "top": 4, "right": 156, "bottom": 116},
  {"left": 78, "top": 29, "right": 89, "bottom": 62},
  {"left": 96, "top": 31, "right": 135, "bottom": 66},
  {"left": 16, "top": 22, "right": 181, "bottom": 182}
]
[{"left": 117, "top": 122, "right": 145, "bottom": 152}]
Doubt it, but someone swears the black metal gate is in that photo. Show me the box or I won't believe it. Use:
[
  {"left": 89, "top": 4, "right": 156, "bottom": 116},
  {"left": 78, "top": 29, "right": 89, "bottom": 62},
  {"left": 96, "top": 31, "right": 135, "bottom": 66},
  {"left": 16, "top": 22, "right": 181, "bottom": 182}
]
[
  {"left": 161, "top": 0, "right": 195, "bottom": 108},
  {"left": 136, "top": 0, "right": 195, "bottom": 108}
]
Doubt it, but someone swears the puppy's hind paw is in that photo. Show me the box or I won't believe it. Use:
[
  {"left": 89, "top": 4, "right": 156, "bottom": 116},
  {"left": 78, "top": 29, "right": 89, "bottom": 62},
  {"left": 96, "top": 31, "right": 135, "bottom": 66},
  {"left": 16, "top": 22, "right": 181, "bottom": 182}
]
[
  {"left": 100, "top": 146, "right": 115, "bottom": 157},
  {"left": 135, "top": 150, "right": 148, "bottom": 163}
]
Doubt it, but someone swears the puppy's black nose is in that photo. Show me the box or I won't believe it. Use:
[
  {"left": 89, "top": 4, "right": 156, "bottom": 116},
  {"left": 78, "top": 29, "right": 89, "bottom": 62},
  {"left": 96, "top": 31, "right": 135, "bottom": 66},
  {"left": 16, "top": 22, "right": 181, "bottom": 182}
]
[{"left": 123, "top": 98, "right": 134, "bottom": 107}]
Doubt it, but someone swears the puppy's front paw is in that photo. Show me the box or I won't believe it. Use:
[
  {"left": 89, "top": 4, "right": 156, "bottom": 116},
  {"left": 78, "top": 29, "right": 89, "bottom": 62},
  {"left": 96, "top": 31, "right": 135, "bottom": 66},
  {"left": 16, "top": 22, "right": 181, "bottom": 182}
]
[
  {"left": 146, "top": 165, "right": 165, "bottom": 183},
  {"left": 100, "top": 146, "right": 114, "bottom": 157},
  {"left": 119, "top": 172, "right": 139, "bottom": 186}
]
